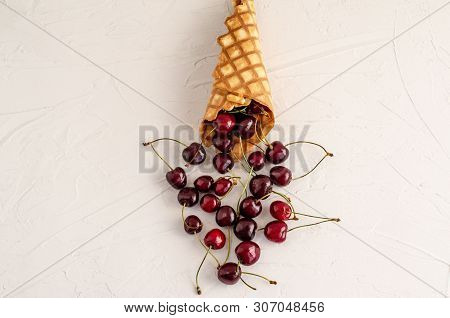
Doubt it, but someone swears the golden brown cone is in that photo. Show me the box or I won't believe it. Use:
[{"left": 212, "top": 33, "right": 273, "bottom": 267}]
[{"left": 199, "top": 0, "right": 274, "bottom": 160}]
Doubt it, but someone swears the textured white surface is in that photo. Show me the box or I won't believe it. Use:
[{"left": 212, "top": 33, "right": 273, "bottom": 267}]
[{"left": 0, "top": 0, "right": 449, "bottom": 298}]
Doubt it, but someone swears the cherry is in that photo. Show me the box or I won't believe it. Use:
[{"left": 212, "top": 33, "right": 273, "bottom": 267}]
[
  {"left": 234, "top": 218, "right": 257, "bottom": 241},
  {"left": 270, "top": 166, "right": 292, "bottom": 187},
  {"left": 200, "top": 194, "right": 221, "bottom": 213},
  {"left": 239, "top": 196, "right": 262, "bottom": 218},
  {"left": 194, "top": 175, "right": 214, "bottom": 193},
  {"left": 182, "top": 142, "right": 206, "bottom": 165},
  {"left": 177, "top": 187, "right": 199, "bottom": 207},
  {"left": 249, "top": 175, "right": 273, "bottom": 199},
  {"left": 214, "top": 113, "right": 236, "bottom": 134},
  {"left": 270, "top": 201, "right": 292, "bottom": 221},
  {"left": 213, "top": 153, "right": 234, "bottom": 174},
  {"left": 235, "top": 241, "right": 260, "bottom": 266},
  {"left": 204, "top": 229, "right": 226, "bottom": 250},
  {"left": 265, "top": 141, "right": 289, "bottom": 164},
  {"left": 165, "top": 167, "right": 187, "bottom": 189},
  {"left": 212, "top": 177, "right": 233, "bottom": 196},
  {"left": 264, "top": 220, "right": 288, "bottom": 243},
  {"left": 212, "top": 133, "right": 234, "bottom": 153},
  {"left": 235, "top": 115, "right": 256, "bottom": 139},
  {"left": 247, "top": 100, "right": 265, "bottom": 115},
  {"left": 247, "top": 151, "right": 265, "bottom": 171},
  {"left": 184, "top": 215, "right": 203, "bottom": 234},
  {"left": 217, "top": 262, "right": 241, "bottom": 285},
  {"left": 216, "top": 206, "right": 237, "bottom": 227}
]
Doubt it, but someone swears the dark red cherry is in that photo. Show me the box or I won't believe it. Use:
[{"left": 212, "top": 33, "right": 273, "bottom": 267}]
[
  {"left": 270, "top": 166, "right": 292, "bottom": 187},
  {"left": 249, "top": 175, "right": 272, "bottom": 199},
  {"left": 194, "top": 175, "right": 214, "bottom": 193},
  {"left": 214, "top": 113, "right": 236, "bottom": 134},
  {"left": 234, "top": 218, "right": 257, "bottom": 241},
  {"left": 235, "top": 115, "right": 256, "bottom": 139},
  {"left": 217, "top": 262, "right": 241, "bottom": 285},
  {"left": 247, "top": 151, "right": 265, "bottom": 171},
  {"left": 184, "top": 215, "right": 203, "bottom": 234},
  {"left": 264, "top": 220, "right": 288, "bottom": 243},
  {"left": 239, "top": 196, "right": 262, "bottom": 218},
  {"left": 213, "top": 153, "right": 234, "bottom": 174},
  {"left": 200, "top": 194, "right": 221, "bottom": 213},
  {"left": 235, "top": 241, "right": 261, "bottom": 266},
  {"left": 212, "top": 133, "right": 234, "bottom": 153},
  {"left": 182, "top": 142, "right": 206, "bottom": 165},
  {"left": 165, "top": 167, "right": 187, "bottom": 189},
  {"left": 212, "top": 177, "right": 233, "bottom": 196},
  {"left": 204, "top": 229, "right": 226, "bottom": 250},
  {"left": 216, "top": 206, "right": 237, "bottom": 227},
  {"left": 270, "top": 200, "right": 292, "bottom": 221},
  {"left": 177, "top": 187, "right": 199, "bottom": 207},
  {"left": 247, "top": 100, "right": 265, "bottom": 115},
  {"left": 265, "top": 141, "right": 289, "bottom": 164}
]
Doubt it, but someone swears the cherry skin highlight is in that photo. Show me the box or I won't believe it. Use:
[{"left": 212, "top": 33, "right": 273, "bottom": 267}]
[
  {"left": 249, "top": 175, "right": 273, "bottom": 199},
  {"left": 217, "top": 262, "right": 241, "bottom": 285},
  {"left": 200, "top": 194, "right": 221, "bottom": 213},
  {"left": 214, "top": 113, "right": 236, "bottom": 134},
  {"left": 182, "top": 142, "right": 206, "bottom": 165},
  {"left": 247, "top": 151, "right": 265, "bottom": 171},
  {"left": 265, "top": 141, "right": 289, "bottom": 164},
  {"left": 177, "top": 187, "right": 199, "bottom": 207},
  {"left": 234, "top": 218, "right": 257, "bottom": 241},
  {"left": 269, "top": 200, "right": 292, "bottom": 221},
  {"left": 216, "top": 206, "right": 237, "bottom": 227},
  {"left": 264, "top": 220, "right": 288, "bottom": 243},
  {"left": 212, "top": 133, "right": 234, "bottom": 153},
  {"left": 194, "top": 175, "right": 214, "bottom": 193},
  {"left": 184, "top": 215, "right": 203, "bottom": 234},
  {"left": 212, "top": 177, "right": 233, "bottom": 197},
  {"left": 204, "top": 229, "right": 226, "bottom": 250},
  {"left": 270, "top": 166, "right": 292, "bottom": 187},
  {"left": 213, "top": 153, "right": 234, "bottom": 174},
  {"left": 166, "top": 167, "right": 187, "bottom": 189},
  {"left": 239, "top": 196, "right": 262, "bottom": 218},
  {"left": 235, "top": 241, "right": 260, "bottom": 266}
]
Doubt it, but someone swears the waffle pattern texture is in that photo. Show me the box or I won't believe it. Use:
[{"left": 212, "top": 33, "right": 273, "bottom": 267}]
[{"left": 200, "top": 0, "right": 275, "bottom": 159}]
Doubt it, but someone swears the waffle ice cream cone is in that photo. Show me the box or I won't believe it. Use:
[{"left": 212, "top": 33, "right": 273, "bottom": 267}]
[{"left": 200, "top": 0, "right": 275, "bottom": 160}]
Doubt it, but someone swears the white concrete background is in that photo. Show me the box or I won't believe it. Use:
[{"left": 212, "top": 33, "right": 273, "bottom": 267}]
[{"left": 0, "top": 0, "right": 449, "bottom": 298}]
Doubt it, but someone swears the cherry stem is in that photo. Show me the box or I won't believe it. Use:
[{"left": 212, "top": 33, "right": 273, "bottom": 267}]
[
  {"left": 194, "top": 232, "right": 221, "bottom": 267},
  {"left": 292, "top": 212, "right": 337, "bottom": 221},
  {"left": 236, "top": 166, "right": 254, "bottom": 216},
  {"left": 142, "top": 138, "right": 188, "bottom": 148},
  {"left": 272, "top": 190, "right": 291, "bottom": 203},
  {"left": 254, "top": 117, "right": 270, "bottom": 147},
  {"left": 284, "top": 141, "right": 333, "bottom": 180},
  {"left": 247, "top": 140, "right": 265, "bottom": 152},
  {"left": 241, "top": 272, "right": 277, "bottom": 285},
  {"left": 143, "top": 138, "right": 189, "bottom": 171},
  {"left": 150, "top": 143, "right": 173, "bottom": 171},
  {"left": 240, "top": 277, "right": 257, "bottom": 291},
  {"left": 227, "top": 107, "right": 247, "bottom": 114},
  {"left": 288, "top": 218, "right": 341, "bottom": 232},
  {"left": 239, "top": 136, "right": 254, "bottom": 175},
  {"left": 195, "top": 246, "right": 211, "bottom": 295},
  {"left": 181, "top": 204, "right": 188, "bottom": 228},
  {"left": 224, "top": 227, "right": 232, "bottom": 264}
]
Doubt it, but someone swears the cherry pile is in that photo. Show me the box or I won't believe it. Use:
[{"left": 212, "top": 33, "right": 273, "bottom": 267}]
[{"left": 143, "top": 100, "right": 339, "bottom": 294}]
